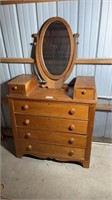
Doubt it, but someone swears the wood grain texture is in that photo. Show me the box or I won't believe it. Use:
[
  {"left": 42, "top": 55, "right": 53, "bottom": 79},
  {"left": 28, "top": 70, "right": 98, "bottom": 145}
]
[
  {"left": 35, "top": 17, "right": 76, "bottom": 89},
  {"left": 8, "top": 75, "right": 38, "bottom": 96},
  {"left": 75, "top": 58, "right": 112, "bottom": 65},
  {"left": 16, "top": 140, "right": 85, "bottom": 160},
  {"left": 13, "top": 100, "right": 89, "bottom": 120},
  {"left": 75, "top": 76, "right": 96, "bottom": 89},
  {"left": 0, "top": 0, "right": 67, "bottom": 6},
  {"left": 0, "top": 58, "right": 35, "bottom": 64},
  {"left": 74, "top": 76, "right": 96, "bottom": 100},
  {"left": 15, "top": 114, "right": 88, "bottom": 134},
  {"left": 0, "top": 58, "right": 112, "bottom": 65},
  {"left": 8, "top": 82, "right": 97, "bottom": 104},
  {"left": 84, "top": 104, "right": 96, "bottom": 168},
  {"left": 96, "top": 104, "right": 112, "bottom": 111},
  {"left": 2, "top": 96, "right": 111, "bottom": 112},
  {"left": 17, "top": 128, "right": 87, "bottom": 148},
  {"left": 7, "top": 67, "right": 97, "bottom": 167},
  {"left": 75, "top": 89, "right": 95, "bottom": 100}
]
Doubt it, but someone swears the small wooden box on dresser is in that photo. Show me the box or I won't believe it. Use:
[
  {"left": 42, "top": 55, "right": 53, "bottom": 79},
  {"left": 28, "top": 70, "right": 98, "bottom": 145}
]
[{"left": 8, "top": 75, "right": 97, "bottom": 168}]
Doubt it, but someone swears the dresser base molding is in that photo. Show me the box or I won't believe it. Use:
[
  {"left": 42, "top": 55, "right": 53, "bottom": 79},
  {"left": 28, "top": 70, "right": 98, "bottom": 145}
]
[
  {"left": 16, "top": 153, "right": 89, "bottom": 168},
  {"left": 16, "top": 155, "right": 89, "bottom": 168},
  {"left": 15, "top": 140, "right": 90, "bottom": 168}
]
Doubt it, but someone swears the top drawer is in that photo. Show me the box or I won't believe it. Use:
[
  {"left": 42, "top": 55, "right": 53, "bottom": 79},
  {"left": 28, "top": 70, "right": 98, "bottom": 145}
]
[
  {"left": 74, "top": 76, "right": 96, "bottom": 100},
  {"left": 75, "top": 89, "right": 95, "bottom": 100},
  {"left": 8, "top": 75, "right": 38, "bottom": 96},
  {"left": 13, "top": 100, "right": 89, "bottom": 120}
]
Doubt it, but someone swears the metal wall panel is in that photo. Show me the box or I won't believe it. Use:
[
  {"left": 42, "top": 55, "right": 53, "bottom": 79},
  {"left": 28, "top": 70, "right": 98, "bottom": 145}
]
[
  {"left": 95, "top": 0, "right": 112, "bottom": 97},
  {"left": 0, "top": 6, "right": 25, "bottom": 76},
  {"left": 0, "top": 0, "right": 112, "bottom": 138},
  {"left": 94, "top": 99, "right": 108, "bottom": 137},
  {"left": 77, "top": 0, "right": 101, "bottom": 76},
  {"left": 57, "top": 1, "right": 78, "bottom": 83},
  {"left": 105, "top": 112, "right": 112, "bottom": 138},
  {"left": 0, "top": 23, "right": 12, "bottom": 127}
]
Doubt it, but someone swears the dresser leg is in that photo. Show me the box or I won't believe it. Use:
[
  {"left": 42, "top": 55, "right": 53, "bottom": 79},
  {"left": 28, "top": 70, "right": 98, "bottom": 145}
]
[
  {"left": 15, "top": 150, "right": 23, "bottom": 158},
  {"left": 82, "top": 160, "right": 90, "bottom": 168},
  {"left": 16, "top": 155, "right": 22, "bottom": 158},
  {"left": 14, "top": 141, "right": 23, "bottom": 158}
]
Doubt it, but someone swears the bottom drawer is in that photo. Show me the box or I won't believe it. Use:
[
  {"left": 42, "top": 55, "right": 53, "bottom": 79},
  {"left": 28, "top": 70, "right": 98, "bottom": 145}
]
[{"left": 17, "top": 140, "right": 85, "bottom": 160}]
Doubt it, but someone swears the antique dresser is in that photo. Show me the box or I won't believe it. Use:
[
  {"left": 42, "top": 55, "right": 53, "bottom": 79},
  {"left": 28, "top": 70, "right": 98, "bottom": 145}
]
[{"left": 8, "top": 17, "right": 97, "bottom": 168}]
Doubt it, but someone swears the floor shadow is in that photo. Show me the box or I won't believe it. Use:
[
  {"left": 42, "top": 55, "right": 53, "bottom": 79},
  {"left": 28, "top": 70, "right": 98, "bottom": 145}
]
[
  {"left": 1, "top": 137, "right": 83, "bottom": 167},
  {"left": 1, "top": 137, "right": 15, "bottom": 156}
]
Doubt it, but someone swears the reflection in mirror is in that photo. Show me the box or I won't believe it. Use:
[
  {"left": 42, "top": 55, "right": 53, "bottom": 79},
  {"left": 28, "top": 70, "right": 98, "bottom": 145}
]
[{"left": 43, "top": 21, "right": 70, "bottom": 76}]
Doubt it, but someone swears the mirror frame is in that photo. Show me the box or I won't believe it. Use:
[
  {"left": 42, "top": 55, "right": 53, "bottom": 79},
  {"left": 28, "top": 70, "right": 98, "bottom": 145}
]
[{"left": 36, "top": 17, "right": 76, "bottom": 89}]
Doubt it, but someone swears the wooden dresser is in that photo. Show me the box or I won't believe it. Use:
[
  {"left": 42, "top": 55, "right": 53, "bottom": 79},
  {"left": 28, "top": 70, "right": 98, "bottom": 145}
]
[{"left": 8, "top": 74, "right": 97, "bottom": 168}]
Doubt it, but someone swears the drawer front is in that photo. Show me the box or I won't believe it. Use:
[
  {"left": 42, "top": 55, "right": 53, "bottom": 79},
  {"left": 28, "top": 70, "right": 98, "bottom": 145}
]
[
  {"left": 13, "top": 100, "right": 89, "bottom": 120},
  {"left": 8, "top": 85, "right": 25, "bottom": 95},
  {"left": 18, "top": 140, "right": 85, "bottom": 160},
  {"left": 15, "top": 114, "right": 88, "bottom": 135},
  {"left": 8, "top": 75, "right": 38, "bottom": 95},
  {"left": 75, "top": 89, "right": 94, "bottom": 100},
  {"left": 17, "top": 128, "right": 87, "bottom": 148}
]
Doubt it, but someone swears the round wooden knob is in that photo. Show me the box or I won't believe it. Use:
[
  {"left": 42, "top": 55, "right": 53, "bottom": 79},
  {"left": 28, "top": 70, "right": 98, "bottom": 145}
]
[
  {"left": 22, "top": 105, "right": 29, "bottom": 110},
  {"left": 69, "top": 138, "right": 75, "bottom": 144},
  {"left": 25, "top": 132, "right": 31, "bottom": 139},
  {"left": 26, "top": 145, "right": 32, "bottom": 151},
  {"left": 69, "top": 124, "right": 75, "bottom": 131},
  {"left": 69, "top": 108, "right": 75, "bottom": 115},
  {"left": 69, "top": 150, "right": 74, "bottom": 156},
  {"left": 82, "top": 90, "right": 86, "bottom": 95},
  {"left": 13, "top": 86, "right": 18, "bottom": 90},
  {"left": 24, "top": 119, "right": 30, "bottom": 125}
]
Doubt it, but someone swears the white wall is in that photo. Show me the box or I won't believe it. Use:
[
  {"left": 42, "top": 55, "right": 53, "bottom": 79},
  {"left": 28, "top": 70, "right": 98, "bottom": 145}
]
[{"left": 0, "top": 0, "right": 112, "bottom": 137}]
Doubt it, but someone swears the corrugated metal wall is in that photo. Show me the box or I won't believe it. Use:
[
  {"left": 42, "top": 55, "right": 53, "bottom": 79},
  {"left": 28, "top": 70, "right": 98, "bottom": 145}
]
[{"left": 0, "top": 0, "right": 112, "bottom": 138}]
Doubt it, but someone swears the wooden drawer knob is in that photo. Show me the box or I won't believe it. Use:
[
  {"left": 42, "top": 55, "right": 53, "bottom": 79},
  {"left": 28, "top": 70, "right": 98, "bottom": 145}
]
[
  {"left": 82, "top": 90, "right": 86, "bottom": 95},
  {"left": 68, "top": 150, "right": 74, "bottom": 156},
  {"left": 26, "top": 145, "right": 32, "bottom": 151},
  {"left": 69, "top": 124, "right": 75, "bottom": 131},
  {"left": 25, "top": 132, "right": 31, "bottom": 139},
  {"left": 69, "top": 108, "right": 75, "bottom": 115},
  {"left": 22, "top": 105, "right": 29, "bottom": 110},
  {"left": 69, "top": 138, "right": 75, "bottom": 144},
  {"left": 24, "top": 119, "right": 30, "bottom": 125},
  {"left": 13, "top": 86, "right": 18, "bottom": 90}
]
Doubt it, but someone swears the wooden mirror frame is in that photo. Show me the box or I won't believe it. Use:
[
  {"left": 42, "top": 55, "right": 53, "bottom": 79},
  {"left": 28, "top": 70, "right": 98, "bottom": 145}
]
[{"left": 35, "top": 17, "right": 77, "bottom": 89}]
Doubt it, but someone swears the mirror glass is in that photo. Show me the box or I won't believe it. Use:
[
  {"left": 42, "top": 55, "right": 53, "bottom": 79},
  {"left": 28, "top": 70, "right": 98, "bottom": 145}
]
[{"left": 43, "top": 21, "right": 70, "bottom": 75}]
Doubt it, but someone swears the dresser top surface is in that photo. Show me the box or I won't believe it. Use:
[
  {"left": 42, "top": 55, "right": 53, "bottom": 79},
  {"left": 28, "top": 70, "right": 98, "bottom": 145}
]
[
  {"left": 8, "top": 74, "right": 35, "bottom": 85},
  {"left": 8, "top": 84, "right": 97, "bottom": 104},
  {"left": 8, "top": 74, "right": 97, "bottom": 104},
  {"left": 75, "top": 76, "right": 95, "bottom": 89}
]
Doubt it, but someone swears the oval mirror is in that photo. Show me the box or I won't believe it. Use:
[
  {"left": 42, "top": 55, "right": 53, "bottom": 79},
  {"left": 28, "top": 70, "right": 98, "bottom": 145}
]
[
  {"left": 43, "top": 20, "right": 71, "bottom": 76},
  {"left": 36, "top": 17, "right": 75, "bottom": 89}
]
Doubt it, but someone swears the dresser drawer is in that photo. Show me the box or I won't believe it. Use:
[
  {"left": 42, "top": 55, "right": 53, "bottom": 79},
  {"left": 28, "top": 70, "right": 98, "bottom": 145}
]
[
  {"left": 74, "top": 76, "right": 96, "bottom": 100},
  {"left": 18, "top": 140, "right": 85, "bottom": 160},
  {"left": 8, "top": 75, "right": 38, "bottom": 96},
  {"left": 15, "top": 114, "right": 88, "bottom": 134},
  {"left": 17, "top": 128, "right": 87, "bottom": 148},
  {"left": 13, "top": 100, "right": 89, "bottom": 120},
  {"left": 75, "top": 89, "right": 94, "bottom": 100}
]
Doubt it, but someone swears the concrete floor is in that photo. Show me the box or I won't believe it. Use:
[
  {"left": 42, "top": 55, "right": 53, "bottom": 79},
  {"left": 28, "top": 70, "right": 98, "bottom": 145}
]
[{"left": 1, "top": 138, "right": 112, "bottom": 200}]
